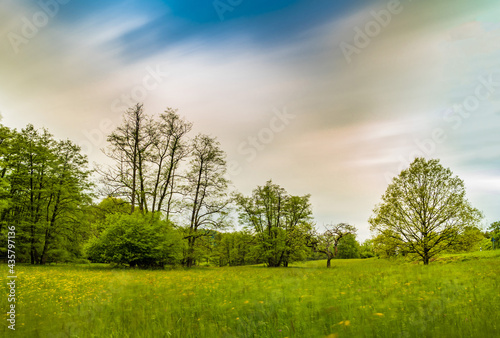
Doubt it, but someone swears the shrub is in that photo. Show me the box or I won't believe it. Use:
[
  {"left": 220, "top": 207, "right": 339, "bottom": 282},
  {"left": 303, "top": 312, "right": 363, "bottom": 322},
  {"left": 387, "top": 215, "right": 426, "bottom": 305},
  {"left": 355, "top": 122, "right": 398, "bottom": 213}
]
[{"left": 85, "top": 212, "right": 183, "bottom": 268}]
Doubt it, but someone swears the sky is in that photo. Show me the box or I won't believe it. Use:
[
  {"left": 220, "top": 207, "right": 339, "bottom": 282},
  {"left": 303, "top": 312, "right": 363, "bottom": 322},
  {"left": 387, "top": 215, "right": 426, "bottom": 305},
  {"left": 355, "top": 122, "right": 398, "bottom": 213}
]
[{"left": 1, "top": 0, "right": 500, "bottom": 241}]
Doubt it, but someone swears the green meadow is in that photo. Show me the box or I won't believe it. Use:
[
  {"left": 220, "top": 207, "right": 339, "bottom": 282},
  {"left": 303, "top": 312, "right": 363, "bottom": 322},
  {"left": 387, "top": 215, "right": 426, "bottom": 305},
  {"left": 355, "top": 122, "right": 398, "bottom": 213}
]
[{"left": 2, "top": 251, "right": 499, "bottom": 338}]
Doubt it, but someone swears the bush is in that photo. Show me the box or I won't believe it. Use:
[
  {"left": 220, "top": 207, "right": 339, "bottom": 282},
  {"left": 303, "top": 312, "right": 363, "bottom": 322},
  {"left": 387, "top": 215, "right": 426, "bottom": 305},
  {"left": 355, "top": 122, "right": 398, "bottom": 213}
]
[{"left": 85, "top": 212, "right": 183, "bottom": 268}]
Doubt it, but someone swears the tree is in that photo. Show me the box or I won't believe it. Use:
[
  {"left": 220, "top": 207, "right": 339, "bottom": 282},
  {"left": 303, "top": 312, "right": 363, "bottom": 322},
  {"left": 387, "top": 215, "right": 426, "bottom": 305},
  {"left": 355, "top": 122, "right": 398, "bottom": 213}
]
[
  {"left": 99, "top": 105, "right": 191, "bottom": 217},
  {"left": 337, "top": 233, "right": 361, "bottom": 259},
  {"left": 308, "top": 223, "right": 357, "bottom": 267},
  {"left": 182, "top": 134, "right": 230, "bottom": 267},
  {"left": 372, "top": 230, "right": 405, "bottom": 258},
  {"left": 369, "top": 158, "right": 483, "bottom": 265},
  {"left": 209, "top": 231, "right": 258, "bottom": 267},
  {"left": 448, "top": 225, "right": 485, "bottom": 253},
  {"left": 489, "top": 221, "right": 500, "bottom": 243},
  {"left": 359, "top": 239, "right": 375, "bottom": 258},
  {"left": 0, "top": 123, "right": 12, "bottom": 214},
  {"left": 488, "top": 221, "right": 500, "bottom": 249},
  {"left": 1, "top": 124, "right": 92, "bottom": 264},
  {"left": 100, "top": 103, "right": 154, "bottom": 213},
  {"left": 149, "top": 109, "right": 192, "bottom": 217},
  {"left": 236, "top": 180, "right": 313, "bottom": 267}
]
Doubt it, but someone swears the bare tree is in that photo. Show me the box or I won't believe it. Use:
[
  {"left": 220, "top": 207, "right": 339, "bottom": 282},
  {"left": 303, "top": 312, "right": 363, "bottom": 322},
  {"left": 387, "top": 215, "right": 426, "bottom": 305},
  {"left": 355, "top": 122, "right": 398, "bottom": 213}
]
[
  {"left": 100, "top": 103, "right": 154, "bottom": 213},
  {"left": 99, "top": 105, "right": 191, "bottom": 216},
  {"left": 149, "top": 108, "right": 192, "bottom": 218},
  {"left": 308, "top": 223, "right": 357, "bottom": 268}
]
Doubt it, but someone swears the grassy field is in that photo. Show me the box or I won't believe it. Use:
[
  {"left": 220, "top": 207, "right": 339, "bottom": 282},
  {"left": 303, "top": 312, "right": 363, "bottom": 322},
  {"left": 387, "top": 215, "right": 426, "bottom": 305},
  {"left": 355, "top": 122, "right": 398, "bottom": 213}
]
[{"left": 2, "top": 251, "right": 499, "bottom": 337}]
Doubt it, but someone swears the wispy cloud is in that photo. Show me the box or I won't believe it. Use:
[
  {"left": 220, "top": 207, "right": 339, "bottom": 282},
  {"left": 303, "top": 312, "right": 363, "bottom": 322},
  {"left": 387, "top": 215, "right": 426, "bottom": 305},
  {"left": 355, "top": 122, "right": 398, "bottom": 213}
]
[{"left": 1, "top": 0, "right": 499, "bottom": 239}]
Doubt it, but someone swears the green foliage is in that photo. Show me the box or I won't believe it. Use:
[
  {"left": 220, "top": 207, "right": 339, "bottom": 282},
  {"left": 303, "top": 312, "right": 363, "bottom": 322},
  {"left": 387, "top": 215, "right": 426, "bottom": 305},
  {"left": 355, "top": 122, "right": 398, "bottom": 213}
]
[
  {"left": 478, "top": 237, "right": 493, "bottom": 250},
  {"left": 210, "top": 231, "right": 260, "bottom": 266},
  {"left": 236, "top": 180, "right": 313, "bottom": 267},
  {"left": 0, "top": 124, "right": 93, "bottom": 264},
  {"left": 336, "top": 233, "right": 360, "bottom": 259},
  {"left": 86, "top": 197, "right": 131, "bottom": 237},
  {"left": 372, "top": 230, "right": 410, "bottom": 258},
  {"left": 370, "top": 158, "right": 483, "bottom": 265},
  {"left": 489, "top": 221, "right": 500, "bottom": 249},
  {"left": 85, "top": 212, "right": 183, "bottom": 268},
  {"left": 0, "top": 123, "right": 10, "bottom": 212},
  {"left": 447, "top": 226, "right": 485, "bottom": 253},
  {"left": 360, "top": 239, "right": 375, "bottom": 258}
]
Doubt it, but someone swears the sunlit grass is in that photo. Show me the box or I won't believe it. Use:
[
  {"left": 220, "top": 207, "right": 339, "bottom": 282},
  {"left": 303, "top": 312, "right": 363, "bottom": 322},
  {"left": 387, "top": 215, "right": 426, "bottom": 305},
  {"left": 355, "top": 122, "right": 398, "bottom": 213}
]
[{"left": 1, "top": 252, "right": 499, "bottom": 337}]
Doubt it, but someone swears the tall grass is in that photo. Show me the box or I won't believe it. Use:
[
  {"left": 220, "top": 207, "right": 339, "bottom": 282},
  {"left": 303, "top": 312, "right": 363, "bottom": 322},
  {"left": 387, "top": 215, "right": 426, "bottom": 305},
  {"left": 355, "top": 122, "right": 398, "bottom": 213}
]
[{"left": 2, "top": 251, "right": 499, "bottom": 337}]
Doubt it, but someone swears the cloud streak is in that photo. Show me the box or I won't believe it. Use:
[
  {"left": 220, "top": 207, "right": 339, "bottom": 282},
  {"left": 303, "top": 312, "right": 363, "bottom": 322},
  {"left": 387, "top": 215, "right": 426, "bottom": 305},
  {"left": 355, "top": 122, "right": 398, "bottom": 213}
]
[{"left": 1, "top": 0, "right": 499, "bottom": 239}]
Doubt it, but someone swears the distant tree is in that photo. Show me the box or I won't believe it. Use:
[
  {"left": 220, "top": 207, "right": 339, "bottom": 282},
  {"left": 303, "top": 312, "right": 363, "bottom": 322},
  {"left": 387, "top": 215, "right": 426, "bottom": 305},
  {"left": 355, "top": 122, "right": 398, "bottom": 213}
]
[
  {"left": 447, "top": 226, "right": 485, "bottom": 253},
  {"left": 236, "top": 180, "right": 312, "bottom": 267},
  {"left": 488, "top": 221, "right": 500, "bottom": 249},
  {"left": 359, "top": 239, "right": 375, "bottom": 258},
  {"left": 369, "top": 158, "right": 483, "bottom": 265},
  {"left": 211, "top": 231, "right": 257, "bottom": 266},
  {"left": 372, "top": 230, "right": 405, "bottom": 258},
  {"left": 337, "top": 233, "right": 361, "bottom": 259},
  {"left": 182, "top": 134, "right": 230, "bottom": 267},
  {"left": 308, "top": 223, "right": 357, "bottom": 267}
]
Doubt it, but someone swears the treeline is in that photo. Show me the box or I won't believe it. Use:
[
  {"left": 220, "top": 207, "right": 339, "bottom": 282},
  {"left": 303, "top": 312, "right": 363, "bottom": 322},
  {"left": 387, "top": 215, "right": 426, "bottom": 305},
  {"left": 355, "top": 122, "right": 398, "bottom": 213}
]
[
  {"left": 0, "top": 105, "right": 497, "bottom": 267},
  {"left": 0, "top": 124, "right": 92, "bottom": 264}
]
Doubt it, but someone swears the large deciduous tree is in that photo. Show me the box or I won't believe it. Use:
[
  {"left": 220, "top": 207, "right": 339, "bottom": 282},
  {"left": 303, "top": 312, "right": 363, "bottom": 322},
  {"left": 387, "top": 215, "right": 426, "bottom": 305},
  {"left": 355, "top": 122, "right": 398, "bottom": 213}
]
[
  {"left": 369, "top": 158, "right": 483, "bottom": 265},
  {"left": 99, "top": 104, "right": 191, "bottom": 217},
  {"left": 236, "top": 180, "right": 312, "bottom": 267},
  {"left": 182, "top": 134, "right": 230, "bottom": 267},
  {"left": 1, "top": 124, "right": 92, "bottom": 264},
  {"left": 100, "top": 103, "right": 154, "bottom": 213}
]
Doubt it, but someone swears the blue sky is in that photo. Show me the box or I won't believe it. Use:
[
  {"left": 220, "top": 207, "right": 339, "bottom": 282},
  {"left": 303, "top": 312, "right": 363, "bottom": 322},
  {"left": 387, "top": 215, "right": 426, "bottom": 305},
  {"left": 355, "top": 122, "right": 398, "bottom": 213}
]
[{"left": 1, "top": 0, "right": 500, "bottom": 239}]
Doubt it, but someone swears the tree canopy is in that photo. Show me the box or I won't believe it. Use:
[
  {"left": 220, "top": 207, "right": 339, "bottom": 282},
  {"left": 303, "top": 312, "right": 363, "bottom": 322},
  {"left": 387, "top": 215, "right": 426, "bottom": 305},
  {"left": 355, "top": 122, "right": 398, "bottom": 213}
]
[
  {"left": 369, "top": 158, "right": 483, "bottom": 265},
  {"left": 236, "top": 180, "right": 313, "bottom": 267}
]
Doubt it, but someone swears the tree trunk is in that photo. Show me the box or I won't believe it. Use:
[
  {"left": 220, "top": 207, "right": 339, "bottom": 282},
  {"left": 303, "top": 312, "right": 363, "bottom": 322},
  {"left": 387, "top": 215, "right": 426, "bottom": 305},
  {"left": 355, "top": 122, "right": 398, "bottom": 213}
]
[
  {"left": 327, "top": 258, "right": 332, "bottom": 268},
  {"left": 39, "top": 229, "right": 50, "bottom": 265},
  {"left": 423, "top": 248, "right": 430, "bottom": 265},
  {"left": 186, "top": 236, "right": 196, "bottom": 267},
  {"left": 30, "top": 224, "right": 37, "bottom": 264}
]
